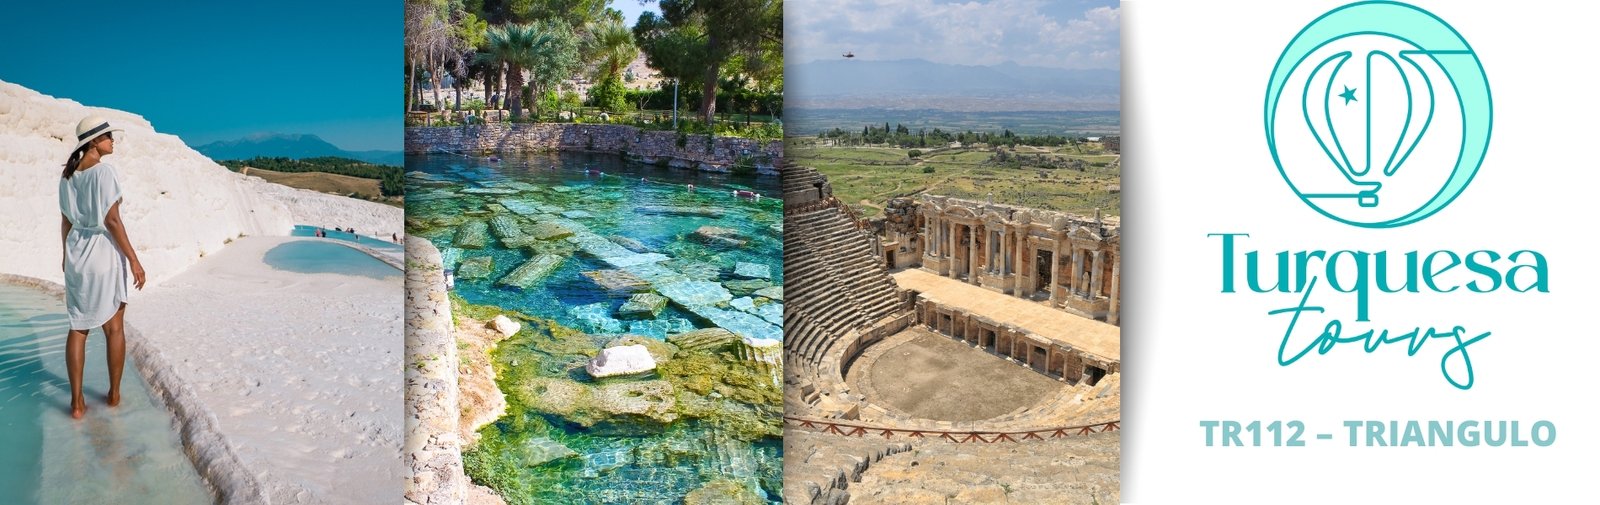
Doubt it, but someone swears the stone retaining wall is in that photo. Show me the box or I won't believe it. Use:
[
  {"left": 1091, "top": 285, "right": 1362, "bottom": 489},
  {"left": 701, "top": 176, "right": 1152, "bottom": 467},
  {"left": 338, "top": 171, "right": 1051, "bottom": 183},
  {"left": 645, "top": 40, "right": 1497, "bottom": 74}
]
[
  {"left": 405, "top": 124, "right": 781, "bottom": 176},
  {"left": 402, "top": 238, "right": 468, "bottom": 505}
]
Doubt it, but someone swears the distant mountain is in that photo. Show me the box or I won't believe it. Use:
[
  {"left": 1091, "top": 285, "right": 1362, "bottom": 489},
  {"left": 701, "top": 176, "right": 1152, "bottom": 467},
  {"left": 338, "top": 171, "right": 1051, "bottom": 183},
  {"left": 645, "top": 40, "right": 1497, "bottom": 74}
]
[
  {"left": 787, "top": 58, "right": 1119, "bottom": 111},
  {"left": 192, "top": 133, "right": 403, "bottom": 166}
]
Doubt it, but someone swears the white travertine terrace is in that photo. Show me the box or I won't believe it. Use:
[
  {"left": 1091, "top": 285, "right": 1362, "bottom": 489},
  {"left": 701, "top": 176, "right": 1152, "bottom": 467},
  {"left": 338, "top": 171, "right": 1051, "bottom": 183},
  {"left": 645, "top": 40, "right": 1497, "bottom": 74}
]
[
  {"left": 1, "top": 80, "right": 407, "bottom": 503},
  {"left": 0, "top": 79, "right": 401, "bottom": 286}
]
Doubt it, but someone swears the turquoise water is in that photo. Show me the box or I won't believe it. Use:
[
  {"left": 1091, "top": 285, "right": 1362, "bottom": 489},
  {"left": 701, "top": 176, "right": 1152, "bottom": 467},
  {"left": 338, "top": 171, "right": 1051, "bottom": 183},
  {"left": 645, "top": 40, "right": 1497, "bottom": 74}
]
[
  {"left": 409, "top": 153, "right": 782, "bottom": 341},
  {"left": 291, "top": 225, "right": 405, "bottom": 251},
  {"left": 0, "top": 283, "right": 212, "bottom": 504},
  {"left": 262, "top": 240, "right": 401, "bottom": 279},
  {"left": 407, "top": 152, "right": 783, "bottom": 503}
]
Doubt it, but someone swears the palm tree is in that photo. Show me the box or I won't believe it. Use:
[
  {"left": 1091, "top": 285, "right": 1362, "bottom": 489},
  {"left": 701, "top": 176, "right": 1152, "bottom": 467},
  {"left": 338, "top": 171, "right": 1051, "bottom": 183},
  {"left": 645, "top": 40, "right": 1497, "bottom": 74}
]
[
  {"left": 481, "top": 25, "right": 529, "bottom": 118},
  {"left": 585, "top": 17, "right": 637, "bottom": 85},
  {"left": 476, "top": 27, "right": 512, "bottom": 114},
  {"left": 484, "top": 24, "right": 548, "bottom": 120},
  {"left": 488, "top": 22, "right": 581, "bottom": 120}
]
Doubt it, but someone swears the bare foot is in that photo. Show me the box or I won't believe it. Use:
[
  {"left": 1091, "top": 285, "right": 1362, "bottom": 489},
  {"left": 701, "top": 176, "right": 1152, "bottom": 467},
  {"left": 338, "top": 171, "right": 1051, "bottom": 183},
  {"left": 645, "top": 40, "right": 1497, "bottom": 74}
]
[
  {"left": 71, "top": 397, "right": 87, "bottom": 419},
  {"left": 107, "top": 391, "right": 121, "bottom": 408}
]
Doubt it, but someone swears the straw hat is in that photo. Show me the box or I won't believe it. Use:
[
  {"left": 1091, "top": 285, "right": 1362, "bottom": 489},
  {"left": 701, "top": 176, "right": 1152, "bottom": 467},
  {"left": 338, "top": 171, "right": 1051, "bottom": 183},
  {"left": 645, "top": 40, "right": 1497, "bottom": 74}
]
[{"left": 73, "top": 116, "right": 124, "bottom": 151}]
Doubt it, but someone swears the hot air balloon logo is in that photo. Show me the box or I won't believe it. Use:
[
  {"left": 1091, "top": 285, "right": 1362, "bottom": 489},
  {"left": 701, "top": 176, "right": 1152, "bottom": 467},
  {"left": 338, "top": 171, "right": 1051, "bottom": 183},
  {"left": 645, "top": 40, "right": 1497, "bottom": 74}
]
[{"left": 1265, "top": 1, "right": 1492, "bottom": 228}]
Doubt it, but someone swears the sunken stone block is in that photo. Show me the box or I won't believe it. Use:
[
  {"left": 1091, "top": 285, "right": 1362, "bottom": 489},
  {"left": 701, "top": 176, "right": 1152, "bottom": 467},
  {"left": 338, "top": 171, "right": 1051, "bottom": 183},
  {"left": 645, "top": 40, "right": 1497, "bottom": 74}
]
[
  {"left": 617, "top": 293, "right": 669, "bottom": 319},
  {"left": 691, "top": 226, "right": 747, "bottom": 248},
  {"left": 582, "top": 269, "right": 652, "bottom": 292},
  {"left": 732, "top": 262, "right": 772, "bottom": 280},
  {"left": 452, "top": 220, "right": 491, "bottom": 249},
  {"left": 457, "top": 256, "right": 494, "bottom": 279},
  {"left": 497, "top": 254, "right": 567, "bottom": 289}
]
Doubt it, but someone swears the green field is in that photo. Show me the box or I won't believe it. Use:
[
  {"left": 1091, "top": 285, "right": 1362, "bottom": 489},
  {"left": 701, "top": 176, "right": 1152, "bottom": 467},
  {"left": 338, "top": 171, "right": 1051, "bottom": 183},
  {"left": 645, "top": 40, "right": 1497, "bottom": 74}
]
[
  {"left": 786, "top": 109, "right": 1121, "bottom": 137},
  {"left": 789, "top": 141, "right": 1121, "bottom": 219}
]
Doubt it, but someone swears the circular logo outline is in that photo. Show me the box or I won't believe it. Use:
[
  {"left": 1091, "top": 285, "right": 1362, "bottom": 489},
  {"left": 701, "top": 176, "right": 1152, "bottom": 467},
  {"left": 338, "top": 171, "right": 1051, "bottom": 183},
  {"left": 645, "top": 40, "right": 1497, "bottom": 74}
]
[{"left": 1264, "top": 1, "right": 1492, "bottom": 228}]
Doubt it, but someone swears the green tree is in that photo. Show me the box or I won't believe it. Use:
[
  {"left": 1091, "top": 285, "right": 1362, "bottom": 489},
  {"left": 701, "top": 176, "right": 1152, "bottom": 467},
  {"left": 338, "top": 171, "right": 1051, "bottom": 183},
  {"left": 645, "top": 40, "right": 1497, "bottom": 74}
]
[
  {"left": 480, "top": 24, "right": 521, "bottom": 115},
  {"left": 405, "top": 0, "right": 452, "bottom": 116},
  {"left": 483, "top": 22, "right": 579, "bottom": 119},
  {"left": 584, "top": 16, "right": 637, "bottom": 84},
  {"left": 587, "top": 75, "right": 629, "bottom": 112},
  {"left": 524, "top": 21, "right": 582, "bottom": 119},
  {"left": 452, "top": 10, "right": 489, "bottom": 111},
  {"left": 634, "top": 0, "right": 781, "bottom": 124}
]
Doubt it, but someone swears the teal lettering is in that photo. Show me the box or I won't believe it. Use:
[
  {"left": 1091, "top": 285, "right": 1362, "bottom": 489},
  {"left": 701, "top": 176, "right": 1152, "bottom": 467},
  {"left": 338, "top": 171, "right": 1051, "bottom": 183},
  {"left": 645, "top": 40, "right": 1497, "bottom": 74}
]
[
  {"left": 1507, "top": 250, "right": 1550, "bottom": 293},
  {"left": 1423, "top": 250, "right": 1461, "bottom": 293},
  {"left": 1465, "top": 250, "right": 1502, "bottom": 292}
]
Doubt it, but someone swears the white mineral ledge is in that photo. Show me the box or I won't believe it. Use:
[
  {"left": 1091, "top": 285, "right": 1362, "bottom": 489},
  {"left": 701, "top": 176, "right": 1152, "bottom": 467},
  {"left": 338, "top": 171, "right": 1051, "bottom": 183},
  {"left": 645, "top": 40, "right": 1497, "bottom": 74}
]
[
  {"left": 586, "top": 344, "right": 657, "bottom": 378},
  {"left": 742, "top": 337, "right": 781, "bottom": 349},
  {"left": 490, "top": 314, "right": 521, "bottom": 337}
]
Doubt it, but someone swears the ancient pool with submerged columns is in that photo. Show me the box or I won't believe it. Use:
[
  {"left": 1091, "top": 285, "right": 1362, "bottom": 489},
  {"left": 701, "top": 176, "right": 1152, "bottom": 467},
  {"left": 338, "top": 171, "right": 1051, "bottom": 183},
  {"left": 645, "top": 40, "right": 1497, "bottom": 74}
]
[{"left": 407, "top": 152, "right": 783, "bottom": 503}]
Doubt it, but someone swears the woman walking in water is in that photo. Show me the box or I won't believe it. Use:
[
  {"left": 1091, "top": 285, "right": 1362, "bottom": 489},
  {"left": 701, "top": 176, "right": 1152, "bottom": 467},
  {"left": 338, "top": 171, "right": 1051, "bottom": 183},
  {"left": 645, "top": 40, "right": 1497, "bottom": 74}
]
[{"left": 60, "top": 116, "right": 146, "bottom": 419}]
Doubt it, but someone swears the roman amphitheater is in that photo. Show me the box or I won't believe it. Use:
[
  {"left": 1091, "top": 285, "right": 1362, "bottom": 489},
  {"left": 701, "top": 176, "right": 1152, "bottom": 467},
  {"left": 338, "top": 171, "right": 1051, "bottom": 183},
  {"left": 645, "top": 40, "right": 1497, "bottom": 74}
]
[{"left": 782, "top": 165, "right": 1121, "bottom": 504}]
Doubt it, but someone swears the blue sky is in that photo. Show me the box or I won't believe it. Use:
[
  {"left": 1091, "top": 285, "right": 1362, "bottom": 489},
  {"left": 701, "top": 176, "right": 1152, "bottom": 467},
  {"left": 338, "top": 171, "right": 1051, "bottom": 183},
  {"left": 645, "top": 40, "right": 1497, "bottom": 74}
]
[
  {"left": 614, "top": 0, "right": 663, "bottom": 27},
  {"left": 0, "top": 1, "right": 400, "bottom": 151},
  {"left": 787, "top": 0, "right": 1121, "bottom": 69}
]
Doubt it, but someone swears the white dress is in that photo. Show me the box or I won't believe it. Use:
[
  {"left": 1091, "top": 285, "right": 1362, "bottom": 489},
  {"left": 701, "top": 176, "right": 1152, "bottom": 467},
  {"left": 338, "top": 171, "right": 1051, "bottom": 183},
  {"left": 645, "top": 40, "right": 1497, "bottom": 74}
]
[{"left": 59, "top": 162, "right": 132, "bottom": 330}]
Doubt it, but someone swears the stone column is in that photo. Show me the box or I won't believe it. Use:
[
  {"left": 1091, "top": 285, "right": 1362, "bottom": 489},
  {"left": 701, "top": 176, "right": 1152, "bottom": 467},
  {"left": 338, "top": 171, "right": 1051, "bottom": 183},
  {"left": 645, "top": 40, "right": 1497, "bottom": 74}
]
[
  {"left": 925, "top": 216, "right": 936, "bottom": 257},
  {"left": 1050, "top": 237, "right": 1062, "bottom": 304},
  {"left": 934, "top": 218, "right": 947, "bottom": 266},
  {"left": 1007, "top": 329, "right": 1018, "bottom": 360},
  {"left": 967, "top": 224, "right": 978, "bottom": 284},
  {"left": 944, "top": 221, "right": 953, "bottom": 276},
  {"left": 1109, "top": 251, "right": 1121, "bottom": 325},
  {"left": 1047, "top": 345, "right": 1057, "bottom": 377},
  {"left": 987, "top": 229, "right": 995, "bottom": 273},
  {"left": 991, "top": 229, "right": 1000, "bottom": 274},
  {"left": 971, "top": 224, "right": 979, "bottom": 278},
  {"left": 1072, "top": 248, "right": 1085, "bottom": 297},
  {"left": 1091, "top": 249, "right": 1105, "bottom": 299},
  {"left": 1015, "top": 231, "right": 1028, "bottom": 298},
  {"left": 947, "top": 221, "right": 957, "bottom": 278},
  {"left": 999, "top": 228, "right": 1008, "bottom": 274}
]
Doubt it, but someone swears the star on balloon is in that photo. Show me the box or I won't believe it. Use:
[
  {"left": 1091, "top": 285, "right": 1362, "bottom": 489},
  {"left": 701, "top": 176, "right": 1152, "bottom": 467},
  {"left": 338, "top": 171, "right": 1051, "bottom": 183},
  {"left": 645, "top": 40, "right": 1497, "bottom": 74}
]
[{"left": 1338, "top": 85, "right": 1358, "bottom": 105}]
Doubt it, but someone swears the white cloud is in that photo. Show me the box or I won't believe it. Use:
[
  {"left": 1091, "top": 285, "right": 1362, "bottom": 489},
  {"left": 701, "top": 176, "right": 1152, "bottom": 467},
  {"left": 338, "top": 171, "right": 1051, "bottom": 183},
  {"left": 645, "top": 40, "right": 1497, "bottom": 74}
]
[{"left": 788, "top": 0, "right": 1121, "bottom": 69}]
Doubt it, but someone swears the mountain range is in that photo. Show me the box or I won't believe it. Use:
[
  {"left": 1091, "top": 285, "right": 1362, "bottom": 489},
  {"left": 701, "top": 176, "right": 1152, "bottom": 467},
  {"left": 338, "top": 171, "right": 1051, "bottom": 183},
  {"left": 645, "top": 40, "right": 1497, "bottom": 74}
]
[
  {"left": 786, "top": 59, "right": 1120, "bottom": 111},
  {"left": 192, "top": 133, "right": 404, "bottom": 166}
]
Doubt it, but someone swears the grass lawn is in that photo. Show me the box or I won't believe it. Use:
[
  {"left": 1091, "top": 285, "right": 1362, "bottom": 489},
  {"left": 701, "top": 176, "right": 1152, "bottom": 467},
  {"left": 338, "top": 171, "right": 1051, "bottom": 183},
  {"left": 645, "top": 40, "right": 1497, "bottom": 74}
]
[{"left": 789, "top": 140, "right": 1120, "bottom": 219}]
